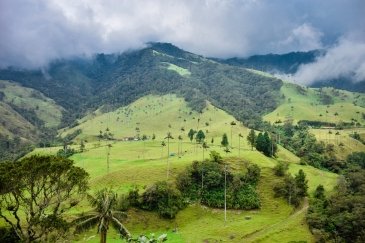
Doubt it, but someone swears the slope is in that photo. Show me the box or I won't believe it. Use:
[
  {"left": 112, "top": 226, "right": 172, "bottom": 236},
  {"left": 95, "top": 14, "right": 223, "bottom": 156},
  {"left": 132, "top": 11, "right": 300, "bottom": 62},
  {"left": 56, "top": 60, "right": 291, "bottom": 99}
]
[
  {"left": 0, "top": 43, "right": 283, "bottom": 128},
  {"left": 0, "top": 80, "right": 63, "bottom": 138},
  {"left": 264, "top": 82, "right": 365, "bottom": 125},
  {"left": 28, "top": 94, "right": 338, "bottom": 242}
]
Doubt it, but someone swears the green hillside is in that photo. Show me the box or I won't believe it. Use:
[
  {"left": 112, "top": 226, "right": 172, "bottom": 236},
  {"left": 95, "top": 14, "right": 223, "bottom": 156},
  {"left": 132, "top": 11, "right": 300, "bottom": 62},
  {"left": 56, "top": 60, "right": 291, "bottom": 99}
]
[
  {"left": 23, "top": 94, "right": 339, "bottom": 242},
  {"left": 61, "top": 94, "right": 251, "bottom": 144},
  {"left": 0, "top": 80, "right": 64, "bottom": 127},
  {"left": 0, "top": 80, "right": 63, "bottom": 140},
  {"left": 264, "top": 83, "right": 365, "bottom": 125}
]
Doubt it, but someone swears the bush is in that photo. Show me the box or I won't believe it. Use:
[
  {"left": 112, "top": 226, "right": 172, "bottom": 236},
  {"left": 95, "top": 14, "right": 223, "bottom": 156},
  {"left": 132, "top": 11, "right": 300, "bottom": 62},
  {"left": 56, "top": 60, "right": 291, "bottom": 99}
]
[
  {"left": 140, "top": 181, "right": 186, "bottom": 219},
  {"left": 56, "top": 148, "right": 76, "bottom": 158},
  {"left": 176, "top": 157, "right": 261, "bottom": 210},
  {"left": 273, "top": 161, "right": 289, "bottom": 176}
]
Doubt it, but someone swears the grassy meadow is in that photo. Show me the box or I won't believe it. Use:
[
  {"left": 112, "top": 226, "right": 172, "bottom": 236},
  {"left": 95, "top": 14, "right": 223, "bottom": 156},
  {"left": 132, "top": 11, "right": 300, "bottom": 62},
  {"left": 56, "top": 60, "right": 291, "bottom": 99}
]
[
  {"left": 264, "top": 83, "right": 365, "bottom": 125},
  {"left": 22, "top": 95, "right": 344, "bottom": 242}
]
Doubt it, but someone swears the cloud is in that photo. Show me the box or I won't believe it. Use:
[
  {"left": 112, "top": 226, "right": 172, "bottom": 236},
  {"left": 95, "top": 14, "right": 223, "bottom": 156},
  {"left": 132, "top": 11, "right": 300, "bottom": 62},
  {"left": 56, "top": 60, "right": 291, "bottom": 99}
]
[
  {"left": 292, "top": 37, "right": 365, "bottom": 84},
  {"left": 0, "top": 0, "right": 364, "bottom": 68}
]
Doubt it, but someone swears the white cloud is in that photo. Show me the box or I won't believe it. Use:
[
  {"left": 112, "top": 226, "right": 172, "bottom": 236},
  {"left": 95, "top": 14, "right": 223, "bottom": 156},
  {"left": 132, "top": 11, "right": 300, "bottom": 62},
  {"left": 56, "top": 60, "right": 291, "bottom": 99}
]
[
  {"left": 279, "top": 23, "right": 323, "bottom": 51},
  {"left": 293, "top": 38, "right": 365, "bottom": 84},
  {"left": 0, "top": 0, "right": 364, "bottom": 68}
]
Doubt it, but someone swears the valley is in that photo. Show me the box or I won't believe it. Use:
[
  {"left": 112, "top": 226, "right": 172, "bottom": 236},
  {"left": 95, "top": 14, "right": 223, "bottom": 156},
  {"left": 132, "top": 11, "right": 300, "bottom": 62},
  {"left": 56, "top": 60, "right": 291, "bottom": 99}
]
[{"left": 0, "top": 44, "right": 364, "bottom": 243}]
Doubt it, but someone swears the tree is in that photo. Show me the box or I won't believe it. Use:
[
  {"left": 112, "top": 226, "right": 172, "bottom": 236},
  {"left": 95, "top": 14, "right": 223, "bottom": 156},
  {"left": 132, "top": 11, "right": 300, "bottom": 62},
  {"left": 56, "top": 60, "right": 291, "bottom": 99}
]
[
  {"left": 188, "top": 129, "right": 196, "bottom": 143},
  {"left": 165, "top": 132, "right": 174, "bottom": 180},
  {"left": 178, "top": 135, "right": 183, "bottom": 156},
  {"left": 161, "top": 141, "right": 166, "bottom": 159},
  {"left": 255, "top": 133, "right": 266, "bottom": 153},
  {"left": 140, "top": 181, "right": 185, "bottom": 219},
  {"left": 195, "top": 130, "right": 205, "bottom": 143},
  {"left": 230, "top": 121, "right": 236, "bottom": 147},
  {"left": 313, "top": 184, "right": 325, "bottom": 200},
  {"left": 74, "top": 189, "right": 130, "bottom": 243},
  {"left": 295, "top": 169, "right": 308, "bottom": 197},
  {"left": 209, "top": 151, "right": 223, "bottom": 163},
  {"left": 274, "top": 174, "right": 300, "bottom": 206},
  {"left": 273, "top": 161, "right": 289, "bottom": 176},
  {"left": 0, "top": 155, "right": 89, "bottom": 242},
  {"left": 274, "top": 169, "right": 308, "bottom": 207},
  {"left": 80, "top": 140, "right": 85, "bottom": 152},
  {"left": 247, "top": 129, "right": 256, "bottom": 151},
  {"left": 202, "top": 142, "right": 209, "bottom": 160},
  {"left": 255, "top": 132, "right": 276, "bottom": 157},
  {"left": 238, "top": 133, "right": 243, "bottom": 157},
  {"left": 221, "top": 133, "right": 229, "bottom": 147}
]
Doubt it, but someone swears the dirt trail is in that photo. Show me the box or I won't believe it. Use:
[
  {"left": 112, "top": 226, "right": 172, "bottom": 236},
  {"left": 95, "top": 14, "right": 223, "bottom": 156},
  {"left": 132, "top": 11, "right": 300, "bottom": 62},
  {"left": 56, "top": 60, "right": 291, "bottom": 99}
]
[{"left": 242, "top": 198, "right": 309, "bottom": 242}]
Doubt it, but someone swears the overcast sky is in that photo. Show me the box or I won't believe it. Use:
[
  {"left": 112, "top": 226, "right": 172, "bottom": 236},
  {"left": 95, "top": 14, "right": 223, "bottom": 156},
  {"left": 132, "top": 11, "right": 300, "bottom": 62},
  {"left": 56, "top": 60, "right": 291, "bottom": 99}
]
[{"left": 0, "top": 0, "right": 364, "bottom": 83}]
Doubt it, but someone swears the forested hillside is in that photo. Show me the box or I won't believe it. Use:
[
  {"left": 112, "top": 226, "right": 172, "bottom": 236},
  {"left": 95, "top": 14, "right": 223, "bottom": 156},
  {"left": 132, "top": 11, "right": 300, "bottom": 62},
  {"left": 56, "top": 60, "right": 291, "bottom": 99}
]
[{"left": 0, "top": 43, "right": 283, "bottom": 129}]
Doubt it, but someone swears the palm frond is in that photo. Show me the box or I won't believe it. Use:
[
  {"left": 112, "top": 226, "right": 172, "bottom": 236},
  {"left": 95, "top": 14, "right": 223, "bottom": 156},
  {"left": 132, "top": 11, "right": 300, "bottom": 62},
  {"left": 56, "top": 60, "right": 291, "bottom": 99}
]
[
  {"left": 74, "top": 215, "right": 99, "bottom": 234},
  {"left": 111, "top": 210, "right": 128, "bottom": 221},
  {"left": 111, "top": 216, "right": 131, "bottom": 239}
]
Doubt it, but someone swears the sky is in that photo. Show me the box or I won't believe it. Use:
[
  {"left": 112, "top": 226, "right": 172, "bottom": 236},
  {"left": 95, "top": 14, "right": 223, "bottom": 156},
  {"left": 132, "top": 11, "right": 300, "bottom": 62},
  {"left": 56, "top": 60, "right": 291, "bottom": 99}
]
[{"left": 0, "top": 0, "right": 364, "bottom": 83}]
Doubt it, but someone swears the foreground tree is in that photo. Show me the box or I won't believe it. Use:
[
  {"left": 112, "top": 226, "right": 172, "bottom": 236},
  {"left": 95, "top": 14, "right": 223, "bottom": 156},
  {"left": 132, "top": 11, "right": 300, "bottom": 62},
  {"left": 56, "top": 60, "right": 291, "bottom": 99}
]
[
  {"left": 0, "top": 155, "right": 89, "bottom": 242},
  {"left": 74, "top": 189, "right": 130, "bottom": 243}
]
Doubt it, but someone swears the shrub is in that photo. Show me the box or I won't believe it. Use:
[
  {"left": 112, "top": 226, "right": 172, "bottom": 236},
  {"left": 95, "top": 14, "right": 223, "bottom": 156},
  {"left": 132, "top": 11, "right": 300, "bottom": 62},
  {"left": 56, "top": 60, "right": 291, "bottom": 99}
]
[
  {"left": 273, "top": 161, "right": 289, "bottom": 176},
  {"left": 140, "top": 181, "right": 186, "bottom": 219}
]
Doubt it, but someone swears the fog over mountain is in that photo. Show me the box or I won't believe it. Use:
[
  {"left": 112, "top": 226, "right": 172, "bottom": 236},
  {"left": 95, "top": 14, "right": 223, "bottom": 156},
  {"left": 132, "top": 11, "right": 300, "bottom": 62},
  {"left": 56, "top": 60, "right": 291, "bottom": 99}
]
[{"left": 0, "top": 0, "right": 364, "bottom": 84}]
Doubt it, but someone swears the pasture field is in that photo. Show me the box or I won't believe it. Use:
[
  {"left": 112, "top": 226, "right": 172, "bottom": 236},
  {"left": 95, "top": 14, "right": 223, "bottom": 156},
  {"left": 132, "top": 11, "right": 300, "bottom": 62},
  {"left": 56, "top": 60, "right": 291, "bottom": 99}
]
[
  {"left": 28, "top": 137, "right": 337, "bottom": 242},
  {"left": 14, "top": 94, "right": 343, "bottom": 242},
  {"left": 310, "top": 127, "right": 365, "bottom": 160},
  {"left": 264, "top": 83, "right": 365, "bottom": 125}
]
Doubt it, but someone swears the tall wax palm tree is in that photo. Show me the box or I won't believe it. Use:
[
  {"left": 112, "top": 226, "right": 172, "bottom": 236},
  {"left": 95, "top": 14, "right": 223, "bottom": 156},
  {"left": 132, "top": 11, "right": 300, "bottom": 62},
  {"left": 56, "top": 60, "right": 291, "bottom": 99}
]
[
  {"left": 178, "top": 135, "right": 183, "bottom": 156},
  {"left": 202, "top": 142, "right": 209, "bottom": 160},
  {"left": 230, "top": 121, "right": 236, "bottom": 148},
  {"left": 165, "top": 132, "right": 174, "bottom": 180},
  {"left": 238, "top": 133, "right": 243, "bottom": 157},
  {"left": 74, "top": 189, "right": 131, "bottom": 243}
]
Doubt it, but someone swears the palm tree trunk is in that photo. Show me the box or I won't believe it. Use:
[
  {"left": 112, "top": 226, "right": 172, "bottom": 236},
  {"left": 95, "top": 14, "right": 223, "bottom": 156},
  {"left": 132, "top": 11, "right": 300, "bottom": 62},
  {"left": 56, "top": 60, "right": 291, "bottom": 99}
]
[
  {"left": 100, "top": 230, "right": 107, "bottom": 243},
  {"left": 167, "top": 138, "right": 170, "bottom": 180}
]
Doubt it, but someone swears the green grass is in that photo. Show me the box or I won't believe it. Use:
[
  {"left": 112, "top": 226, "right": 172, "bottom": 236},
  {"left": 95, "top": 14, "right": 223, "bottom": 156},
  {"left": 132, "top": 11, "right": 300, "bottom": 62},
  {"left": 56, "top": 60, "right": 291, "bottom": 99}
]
[
  {"left": 0, "top": 80, "right": 63, "bottom": 128},
  {"left": 162, "top": 62, "right": 191, "bottom": 76},
  {"left": 264, "top": 83, "right": 365, "bottom": 125},
  {"left": 310, "top": 127, "right": 365, "bottom": 160},
  {"left": 11, "top": 94, "right": 343, "bottom": 242},
  {"left": 0, "top": 101, "right": 36, "bottom": 139}
]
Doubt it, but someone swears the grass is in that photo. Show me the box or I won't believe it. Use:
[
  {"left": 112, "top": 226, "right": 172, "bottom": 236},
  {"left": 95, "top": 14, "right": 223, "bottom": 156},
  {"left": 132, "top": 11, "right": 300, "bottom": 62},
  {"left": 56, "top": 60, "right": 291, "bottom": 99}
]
[
  {"left": 0, "top": 80, "right": 63, "bottom": 128},
  {"left": 162, "top": 62, "right": 191, "bottom": 76},
  {"left": 264, "top": 83, "right": 365, "bottom": 125},
  {"left": 7, "top": 94, "right": 344, "bottom": 242},
  {"left": 310, "top": 127, "right": 365, "bottom": 160}
]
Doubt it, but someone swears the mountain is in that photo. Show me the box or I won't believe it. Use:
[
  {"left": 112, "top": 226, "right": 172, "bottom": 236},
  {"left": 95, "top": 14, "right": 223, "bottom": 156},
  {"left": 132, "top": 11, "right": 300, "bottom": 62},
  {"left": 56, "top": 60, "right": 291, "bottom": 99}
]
[
  {"left": 1, "top": 43, "right": 365, "bottom": 161},
  {"left": 217, "top": 50, "right": 321, "bottom": 74},
  {"left": 216, "top": 50, "right": 365, "bottom": 92},
  {"left": 0, "top": 80, "right": 63, "bottom": 160},
  {"left": 0, "top": 43, "right": 283, "bottom": 129}
]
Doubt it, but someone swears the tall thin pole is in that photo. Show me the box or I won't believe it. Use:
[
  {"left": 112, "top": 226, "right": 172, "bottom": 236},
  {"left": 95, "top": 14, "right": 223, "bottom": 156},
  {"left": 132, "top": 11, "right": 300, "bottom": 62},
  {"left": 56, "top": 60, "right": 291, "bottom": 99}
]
[
  {"left": 224, "top": 164, "right": 227, "bottom": 225},
  {"left": 238, "top": 135, "right": 241, "bottom": 157},
  {"left": 167, "top": 137, "right": 170, "bottom": 180},
  {"left": 107, "top": 144, "right": 111, "bottom": 174}
]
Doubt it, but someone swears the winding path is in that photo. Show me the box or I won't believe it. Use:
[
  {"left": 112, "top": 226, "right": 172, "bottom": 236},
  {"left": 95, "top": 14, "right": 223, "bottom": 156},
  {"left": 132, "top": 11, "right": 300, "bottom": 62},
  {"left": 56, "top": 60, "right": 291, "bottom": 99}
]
[{"left": 242, "top": 198, "right": 309, "bottom": 242}]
